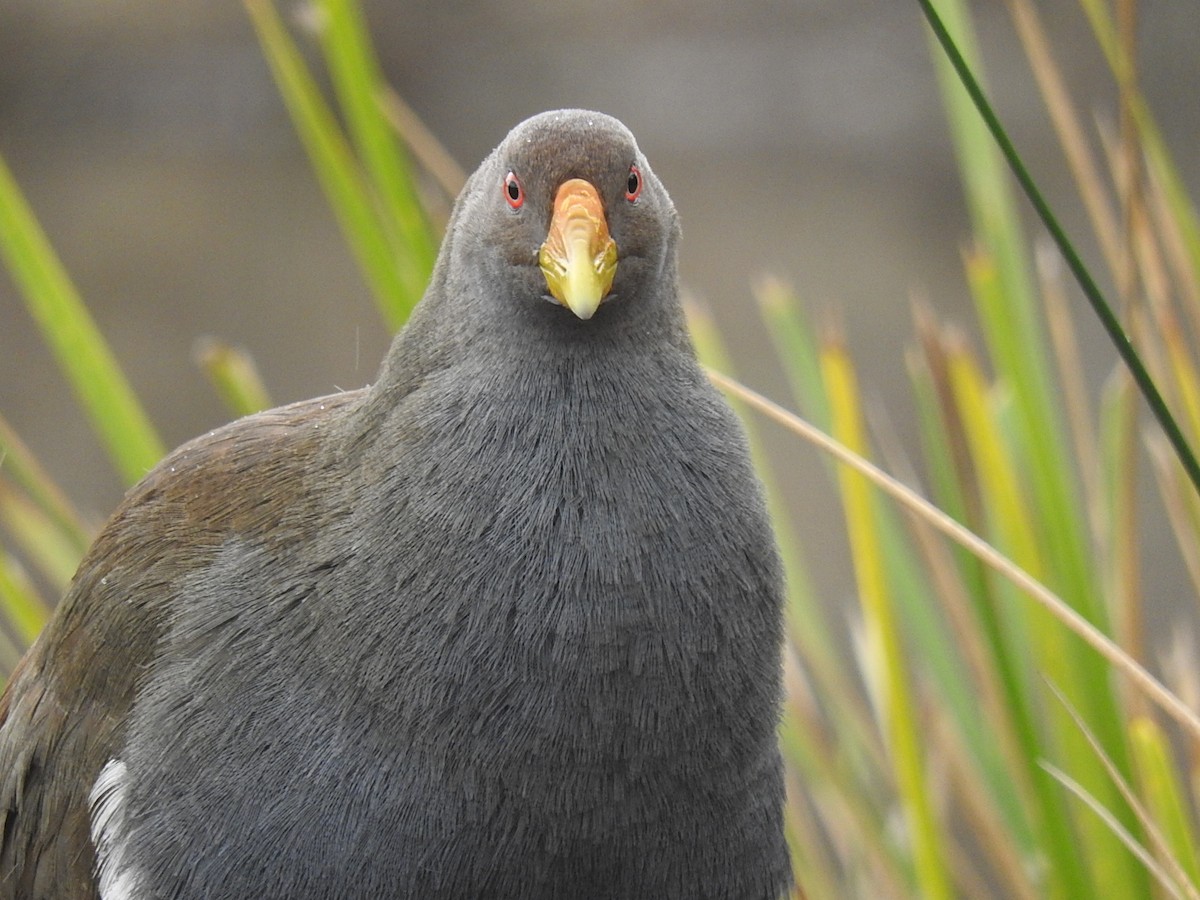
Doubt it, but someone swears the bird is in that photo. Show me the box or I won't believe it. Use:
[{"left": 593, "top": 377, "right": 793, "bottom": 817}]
[{"left": 0, "top": 109, "right": 791, "bottom": 899}]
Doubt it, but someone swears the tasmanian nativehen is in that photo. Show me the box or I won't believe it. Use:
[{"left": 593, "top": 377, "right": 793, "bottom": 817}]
[{"left": 0, "top": 110, "right": 791, "bottom": 899}]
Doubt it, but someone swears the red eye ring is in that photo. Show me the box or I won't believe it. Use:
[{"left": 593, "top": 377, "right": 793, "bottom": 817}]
[
  {"left": 504, "top": 172, "right": 524, "bottom": 209},
  {"left": 625, "top": 165, "right": 642, "bottom": 202}
]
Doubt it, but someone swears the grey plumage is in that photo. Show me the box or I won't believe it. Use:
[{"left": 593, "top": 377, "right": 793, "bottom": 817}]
[{"left": 0, "top": 110, "right": 791, "bottom": 899}]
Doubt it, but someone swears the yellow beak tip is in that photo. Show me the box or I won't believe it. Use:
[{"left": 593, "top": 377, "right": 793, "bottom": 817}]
[{"left": 566, "top": 295, "right": 601, "bottom": 320}]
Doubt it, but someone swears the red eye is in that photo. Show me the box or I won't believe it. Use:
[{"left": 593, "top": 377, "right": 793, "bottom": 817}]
[
  {"left": 504, "top": 172, "right": 524, "bottom": 209},
  {"left": 625, "top": 165, "right": 642, "bottom": 202}
]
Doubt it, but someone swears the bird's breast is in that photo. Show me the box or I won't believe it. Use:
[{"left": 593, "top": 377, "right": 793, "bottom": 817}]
[{"left": 329, "top": 365, "right": 781, "bottom": 756}]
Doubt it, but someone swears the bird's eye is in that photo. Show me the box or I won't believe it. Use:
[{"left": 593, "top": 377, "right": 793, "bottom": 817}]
[
  {"left": 504, "top": 172, "right": 524, "bottom": 209},
  {"left": 625, "top": 165, "right": 642, "bottom": 202}
]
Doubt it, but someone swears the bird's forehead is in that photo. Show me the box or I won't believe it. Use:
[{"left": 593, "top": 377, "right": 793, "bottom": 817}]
[{"left": 500, "top": 111, "right": 638, "bottom": 185}]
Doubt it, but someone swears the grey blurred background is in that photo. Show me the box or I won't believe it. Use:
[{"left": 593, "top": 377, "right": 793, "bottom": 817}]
[{"left": 1, "top": 1, "right": 1197, "bottom": 618}]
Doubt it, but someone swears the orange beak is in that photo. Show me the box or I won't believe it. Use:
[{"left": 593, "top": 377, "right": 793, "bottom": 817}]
[{"left": 537, "top": 179, "right": 618, "bottom": 320}]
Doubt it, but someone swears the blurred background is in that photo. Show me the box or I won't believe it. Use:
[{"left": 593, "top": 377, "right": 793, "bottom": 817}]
[{"left": 1, "top": 0, "right": 1198, "bottom": 616}]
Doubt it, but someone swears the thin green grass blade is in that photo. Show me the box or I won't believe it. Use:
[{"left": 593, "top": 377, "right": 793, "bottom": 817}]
[
  {"left": 0, "top": 546, "right": 50, "bottom": 645},
  {"left": 1049, "top": 684, "right": 1200, "bottom": 900},
  {"left": 0, "top": 486, "right": 82, "bottom": 593},
  {"left": 1097, "top": 349, "right": 1141, "bottom": 662},
  {"left": 193, "top": 338, "right": 273, "bottom": 417},
  {"left": 315, "top": 0, "right": 437, "bottom": 322},
  {"left": 245, "top": 0, "right": 411, "bottom": 329},
  {"left": 0, "top": 414, "right": 92, "bottom": 557},
  {"left": 376, "top": 87, "right": 466, "bottom": 202},
  {"left": 1131, "top": 717, "right": 1200, "bottom": 891},
  {"left": 1042, "top": 760, "right": 1192, "bottom": 900},
  {"left": 0, "top": 155, "right": 164, "bottom": 485},
  {"left": 755, "top": 277, "right": 831, "bottom": 431}
]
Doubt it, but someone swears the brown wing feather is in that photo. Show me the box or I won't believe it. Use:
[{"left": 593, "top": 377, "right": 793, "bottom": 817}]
[{"left": 0, "top": 390, "right": 363, "bottom": 899}]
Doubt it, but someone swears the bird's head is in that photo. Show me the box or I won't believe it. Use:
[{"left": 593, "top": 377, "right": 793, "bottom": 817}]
[{"left": 453, "top": 109, "right": 679, "bottom": 324}]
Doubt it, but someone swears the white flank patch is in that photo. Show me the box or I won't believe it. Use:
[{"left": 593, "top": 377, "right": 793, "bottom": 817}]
[{"left": 89, "top": 759, "right": 145, "bottom": 900}]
